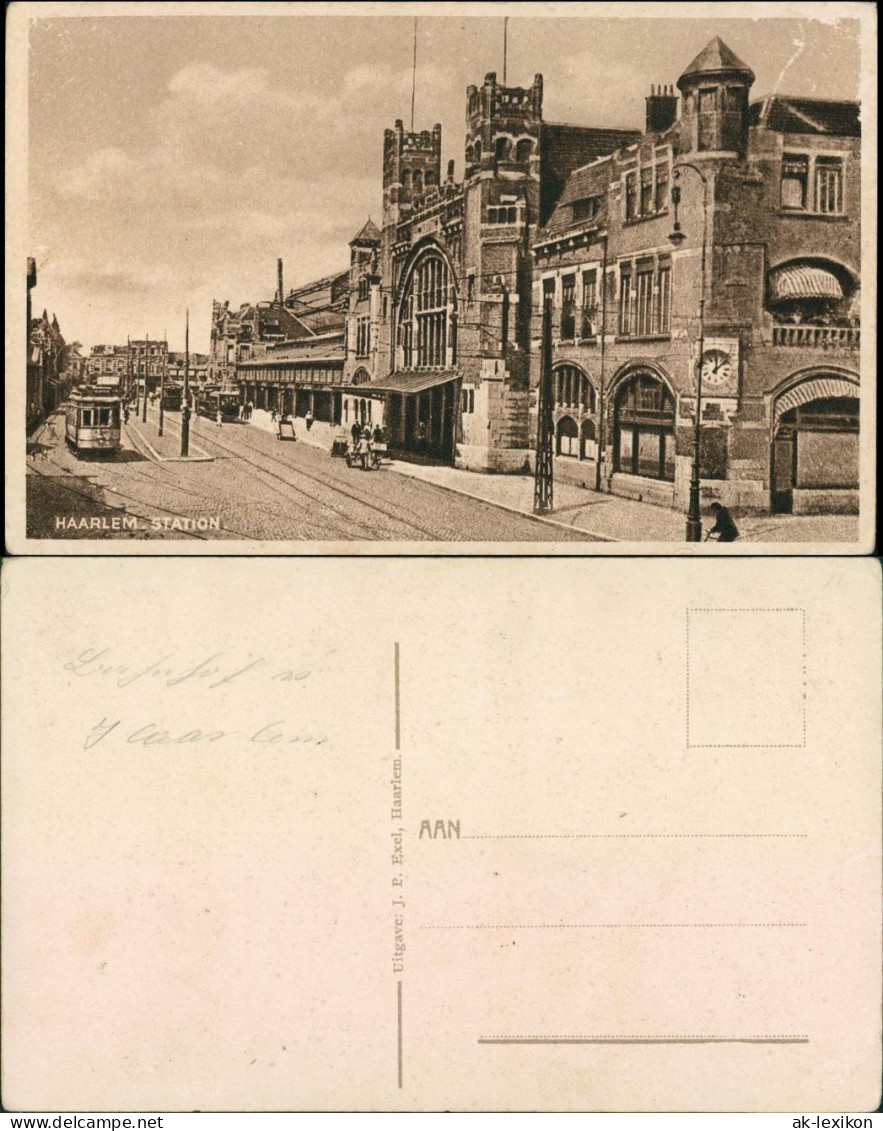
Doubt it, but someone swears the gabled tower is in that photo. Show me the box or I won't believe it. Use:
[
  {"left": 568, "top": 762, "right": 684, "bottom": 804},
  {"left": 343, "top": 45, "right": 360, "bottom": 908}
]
[
  {"left": 382, "top": 120, "right": 442, "bottom": 227},
  {"left": 676, "top": 37, "right": 755, "bottom": 157}
]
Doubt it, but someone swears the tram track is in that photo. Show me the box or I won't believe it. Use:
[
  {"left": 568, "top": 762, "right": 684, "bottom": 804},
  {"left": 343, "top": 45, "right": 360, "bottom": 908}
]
[
  {"left": 30, "top": 412, "right": 372, "bottom": 541},
  {"left": 28, "top": 452, "right": 212, "bottom": 540},
  {"left": 126, "top": 420, "right": 373, "bottom": 540},
  {"left": 28, "top": 414, "right": 234, "bottom": 540},
  {"left": 189, "top": 423, "right": 446, "bottom": 541}
]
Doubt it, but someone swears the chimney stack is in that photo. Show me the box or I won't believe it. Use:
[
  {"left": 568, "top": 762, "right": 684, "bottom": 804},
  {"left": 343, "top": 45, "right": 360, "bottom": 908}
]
[
  {"left": 276, "top": 258, "right": 284, "bottom": 304},
  {"left": 646, "top": 83, "right": 678, "bottom": 134}
]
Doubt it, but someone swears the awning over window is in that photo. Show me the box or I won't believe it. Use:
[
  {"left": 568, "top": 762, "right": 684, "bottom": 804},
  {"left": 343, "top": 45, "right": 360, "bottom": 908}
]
[
  {"left": 359, "top": 370, "right": 459, "bottom": 396},
  {"left": 769, "top": 265, "right": 844, "bottom": 303}
]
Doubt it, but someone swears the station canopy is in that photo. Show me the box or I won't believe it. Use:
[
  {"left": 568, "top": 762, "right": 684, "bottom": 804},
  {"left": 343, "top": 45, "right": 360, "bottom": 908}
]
[{"left": 357, "top": 370, "right": 459, "bottom": 396}]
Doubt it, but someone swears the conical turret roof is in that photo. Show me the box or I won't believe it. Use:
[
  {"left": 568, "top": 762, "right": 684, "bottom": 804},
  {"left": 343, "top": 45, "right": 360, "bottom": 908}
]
[
  {"left": 350, "top": 217, "right": 381, "bottom": 245},
  {"left": 677, "top": 36, "right": 755, "bottom": 89}
]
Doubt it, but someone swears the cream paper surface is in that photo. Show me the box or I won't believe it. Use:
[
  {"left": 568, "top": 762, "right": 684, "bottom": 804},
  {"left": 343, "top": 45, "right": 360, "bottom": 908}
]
[{"left": 2, "top": 557, "right": 880, "bottom": 1112}]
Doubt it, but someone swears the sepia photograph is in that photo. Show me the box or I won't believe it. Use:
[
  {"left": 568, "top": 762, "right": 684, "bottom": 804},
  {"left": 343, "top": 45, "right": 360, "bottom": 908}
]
[{"left": 6, "top": 1, "right": 876, "bottom": 551}]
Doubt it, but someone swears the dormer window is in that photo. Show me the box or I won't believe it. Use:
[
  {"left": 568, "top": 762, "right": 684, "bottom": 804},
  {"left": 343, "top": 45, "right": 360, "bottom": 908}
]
[{"left": 572, "top": 196, "right": 600, "bottom": 223}]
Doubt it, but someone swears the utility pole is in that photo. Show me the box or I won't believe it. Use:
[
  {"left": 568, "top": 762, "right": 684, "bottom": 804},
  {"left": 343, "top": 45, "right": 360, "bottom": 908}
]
[
  {"left": 533, "top": 300, "right": 554, "bottom": 515},
  {"left": 181, "top": 310, "right": 191, "bottom": 458},
  {"left": 140, "top": 338, "right": 148, "bottom": 423},
  {"left": 594, "top": 234, "right": 609, "bottom": 494},
  {"left": 158, "top": 335, "right": 166, "bottom": 437},
  {"left": 503, "top": 16, "right": 508, "bottom": 85},
  {"left": 126, "top": 336, "right": 132, "bottom": 403}
]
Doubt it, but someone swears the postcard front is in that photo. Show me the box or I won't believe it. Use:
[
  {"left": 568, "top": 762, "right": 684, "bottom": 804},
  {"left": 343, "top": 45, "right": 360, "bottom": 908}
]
[
  {"left": 2, "top": 557, "right": 880, "bottom": 1111},
  {"left": 5, "top": 2, "right": 876, "bottom": 554}
]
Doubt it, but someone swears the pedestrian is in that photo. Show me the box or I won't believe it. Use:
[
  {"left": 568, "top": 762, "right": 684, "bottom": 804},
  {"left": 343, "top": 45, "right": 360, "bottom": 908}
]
[
  {"left": 357, "top": 426, "right": 372, "bottom": 471},
  {"left": 416, "top": 419, "right": 427, "bottom": 454},
  {"left": 271, "top": 406, "right": 277, "bottom": 423},
  {"left": 248, "top": 400, "right": 254, "bottom": 420},
  {"left": 123, "top": 404, "right": 130, "bottom": 425},
  {"left": 351, "top": 418, "right": 362, "bottom": 447},
  {"left": 705, "top": 502, "right": 739, "bottom": 543},
  {"left": 305, "top": 408, "right": 314, "bottom": 431},
  {"left": 216, "top": 408, "right": 223, "bottom": 428},
  {"left": 372, "top": 422, "right": 384, "bottom": 445}
]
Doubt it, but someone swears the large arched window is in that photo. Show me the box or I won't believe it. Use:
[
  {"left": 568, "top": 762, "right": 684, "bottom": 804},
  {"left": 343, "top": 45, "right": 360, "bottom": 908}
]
[
  {"left": 613, "top": 371, "right": 676, "bottom": 481},
  {"left": 554, "top": 364, "right": 595, "bottom": 412},
  {"left": 352, "top": 368, "right": 371, "bottom": 386},
  {"left": 398, "top": 249, "right": 458, "bottom": 370}
]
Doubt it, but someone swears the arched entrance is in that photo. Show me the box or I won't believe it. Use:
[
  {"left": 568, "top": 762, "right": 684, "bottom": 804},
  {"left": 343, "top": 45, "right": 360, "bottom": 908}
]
[
  {"left": 771, "top": 374, "right": 859, "bottom": 513},
  {"left": 613, "top": 371, "right": 676, "bottom": 481}
]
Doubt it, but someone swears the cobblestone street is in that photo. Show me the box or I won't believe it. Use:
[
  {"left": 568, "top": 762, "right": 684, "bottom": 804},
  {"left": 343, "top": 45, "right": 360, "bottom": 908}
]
[{"left": 26, "top": 408, "right": 598, "bottom": 542}]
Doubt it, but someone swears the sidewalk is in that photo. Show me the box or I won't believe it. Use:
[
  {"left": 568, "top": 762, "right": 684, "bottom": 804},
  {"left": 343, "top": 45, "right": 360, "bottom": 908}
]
[
  {"left": 247, "top": 408, "right": 336, "bottom": 451},
  {"left": 392, "top": 463, "right": 859, "bottom": 543},
  {"left": 244, "top": 410, "right": 859, "bottom": 544}
]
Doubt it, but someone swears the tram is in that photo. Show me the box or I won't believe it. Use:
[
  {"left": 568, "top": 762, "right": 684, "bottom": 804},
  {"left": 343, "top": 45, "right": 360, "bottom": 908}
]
[
  {"left": 197, "top": 386, "right": 240, "bottom": 422},
  {"left": 161, "top": 382, "right": 184, "bottom": 411},
  {"left": 65, "top": 387, "right": 122, "bottom": 456}
]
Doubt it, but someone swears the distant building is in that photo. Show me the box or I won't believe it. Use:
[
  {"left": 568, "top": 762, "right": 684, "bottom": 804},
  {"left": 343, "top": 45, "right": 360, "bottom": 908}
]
[
  {"left": 27, "top": 260, "right": 74, "bottom": 431},
  {"left": 212, "top": 261, "right": 349, "bottom": 419},
  {"left": 86, "top": 344, "right": 130, "bottom": 383},
  {"left": 167, "top": 352, "right": 209, "bottom": 384}
]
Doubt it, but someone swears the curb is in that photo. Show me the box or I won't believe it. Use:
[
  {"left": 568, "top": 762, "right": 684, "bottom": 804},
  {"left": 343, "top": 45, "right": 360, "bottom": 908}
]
[
  {"left": 126, "top": 423, "right": 213, "bottom": 463},
  {"left": 384, "top": 462, "right": 618, "bottom": 542}
]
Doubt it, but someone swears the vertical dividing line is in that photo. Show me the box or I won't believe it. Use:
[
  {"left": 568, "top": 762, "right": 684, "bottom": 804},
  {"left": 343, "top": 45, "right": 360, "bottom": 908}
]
[
  {"left": 397, "top": 980, "right": 403, "bottom": 1089},
  {"left": 395, "top": 642, "right": 402, "bottom": 1090},
  {"left": 394, "top": 642, "right": 401, "bottom": 751}
]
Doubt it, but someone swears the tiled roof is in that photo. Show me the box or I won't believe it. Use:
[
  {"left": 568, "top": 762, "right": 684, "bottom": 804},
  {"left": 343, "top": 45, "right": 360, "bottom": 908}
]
[
  {"left": 750, "top": 96, "right": 860, "bottom": 137},
  {"left": 539, "top": 122, "right": 641, "bottom": 226},
  {"left": 678, "top": 37, "right": 754, "bottom": 86}
]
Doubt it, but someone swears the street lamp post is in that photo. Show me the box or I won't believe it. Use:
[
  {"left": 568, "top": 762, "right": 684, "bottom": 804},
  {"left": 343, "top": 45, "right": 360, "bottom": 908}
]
[
  {"left": 158, "top": 338, "right": 166, "bottom": 437},
  {"left": 594, "top": 232, "right": 609, "bottom": 494},
  {"left": 180, "top": 309, "right": 191, "bottom": 458},
  {"left": 668, "top": 162, "right": 709, "bottom": 543},
  {"left": 140, "top": 339, "right": 148, "bottom": 423}
]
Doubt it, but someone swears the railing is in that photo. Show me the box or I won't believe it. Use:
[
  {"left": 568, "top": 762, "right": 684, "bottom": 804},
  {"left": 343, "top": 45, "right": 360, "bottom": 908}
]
[{"left": 772, "top": 324, "right": 860, "bottom": 348}]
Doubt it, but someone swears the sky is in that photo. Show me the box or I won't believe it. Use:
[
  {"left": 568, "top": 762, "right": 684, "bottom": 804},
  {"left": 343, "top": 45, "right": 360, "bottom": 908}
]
[{"left": 26, "top": 8, "right": 862, "bottom": 353}]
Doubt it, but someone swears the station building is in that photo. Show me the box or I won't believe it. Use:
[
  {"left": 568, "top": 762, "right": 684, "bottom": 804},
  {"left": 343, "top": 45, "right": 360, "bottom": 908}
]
[{"left": 212, "top": 34, "right": 861, "bottom": 515}]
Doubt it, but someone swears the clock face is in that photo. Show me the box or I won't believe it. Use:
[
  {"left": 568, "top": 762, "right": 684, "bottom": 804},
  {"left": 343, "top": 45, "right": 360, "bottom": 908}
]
[{"left": 700, "top": 348, "right": 733, "bottom": 387}]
